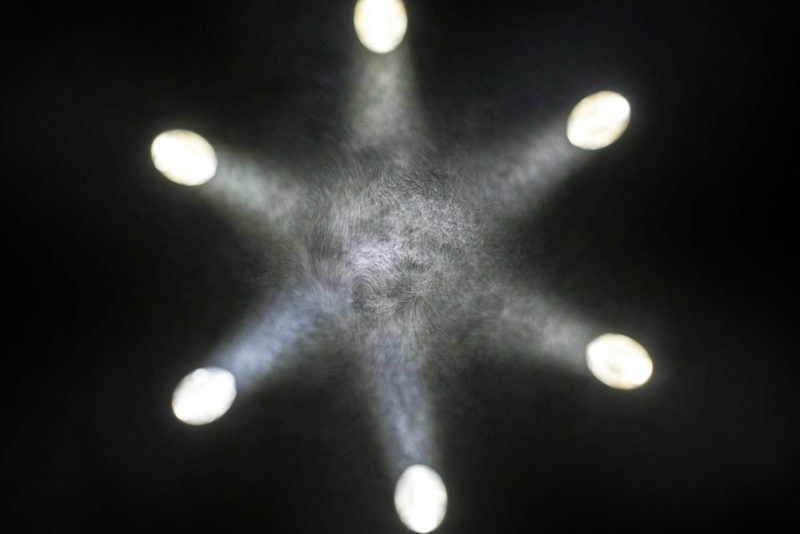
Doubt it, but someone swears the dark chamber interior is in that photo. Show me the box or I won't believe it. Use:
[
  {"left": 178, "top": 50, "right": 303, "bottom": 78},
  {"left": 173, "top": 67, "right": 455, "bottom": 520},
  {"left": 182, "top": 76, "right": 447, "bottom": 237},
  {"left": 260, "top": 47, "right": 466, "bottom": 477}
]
[{"left": 5, "top": 1, "right": 796, "bottom": 531}]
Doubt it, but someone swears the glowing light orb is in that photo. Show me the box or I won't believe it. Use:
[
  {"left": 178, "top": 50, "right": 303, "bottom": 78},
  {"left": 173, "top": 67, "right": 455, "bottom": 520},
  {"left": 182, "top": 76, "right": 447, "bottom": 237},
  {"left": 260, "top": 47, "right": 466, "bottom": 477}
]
[
  {"left": 394, "top": 464, "right": 447, "bottom": 533},
  {"left": 172, "top": 367, "right": 237, "bottom": 425},
  {"left": 586, "top": 333, "right": 653, "bottom": 389},
  {"left": 151, "top": 129, "right": 218, "bottom": 186},
  {"left": 354, "top": 0, "right": 408, "bottom": 54},
  {"left": 567, "top": 91, "right": 631, "bottom": 150}
]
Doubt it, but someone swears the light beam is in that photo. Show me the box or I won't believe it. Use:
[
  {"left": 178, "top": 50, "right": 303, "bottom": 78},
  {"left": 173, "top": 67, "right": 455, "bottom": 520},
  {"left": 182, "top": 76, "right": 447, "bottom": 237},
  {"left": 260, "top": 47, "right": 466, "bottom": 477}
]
[
  {"left": 197, "top": 147, "right": 303, "bottom": 237},
  {"left": 211, "top": 289, "right": 334, "bottom": 393},
  {"left": 347, "top": 46, "right": 428, "bottom": 152},
  {"left": 355, "top": 319, "right": 440, "bottom": 473}
]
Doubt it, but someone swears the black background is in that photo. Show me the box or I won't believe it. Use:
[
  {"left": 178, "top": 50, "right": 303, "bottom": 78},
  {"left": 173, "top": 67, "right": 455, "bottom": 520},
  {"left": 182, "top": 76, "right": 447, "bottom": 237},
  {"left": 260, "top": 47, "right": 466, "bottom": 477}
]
[{"left": 5, "top": 1, "right": 796, "bottom": 531}]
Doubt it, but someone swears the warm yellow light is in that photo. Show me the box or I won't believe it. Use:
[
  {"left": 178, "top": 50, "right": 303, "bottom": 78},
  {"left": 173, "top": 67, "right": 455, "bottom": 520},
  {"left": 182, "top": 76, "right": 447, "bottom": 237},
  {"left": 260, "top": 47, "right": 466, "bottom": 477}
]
[
  {"left": 151, "top": 129, "right": 218, "bottom": 186},
  {"left": 586, "top": 333, "right": 653, "bottom": 389},
  {"left": 567, "top": 91, "right": 630, "bottom": 150},
  {"left": 354, "top": 0, "right": 408, "bottom": 54},
  {"left": 394, "top": 464, "right": 447, "bottom": 533},
  {"left": 172, "top": 367, "right": 237, "bottom": 425}
]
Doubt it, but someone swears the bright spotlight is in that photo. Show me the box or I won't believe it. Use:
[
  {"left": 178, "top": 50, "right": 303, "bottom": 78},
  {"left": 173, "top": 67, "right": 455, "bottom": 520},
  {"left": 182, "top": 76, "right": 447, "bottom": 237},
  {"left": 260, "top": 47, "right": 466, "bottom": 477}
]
[
  {"left": 172, "top": 367, "right": 237, "bottom": 425},
  {"left": 394, "top": 464, "right": 447, "bottom": 533},
  {"left": 354, "top": 0, "right": 408, "bottom": 54},
  {"left": 586, "top": 333, "right": 653, "bottom": 389},
  {"left": 151, "top": 129, "right": 218, "bottom": 186},
  {"left": 566, "top": 91, "right": 631, "bottom": 150}
]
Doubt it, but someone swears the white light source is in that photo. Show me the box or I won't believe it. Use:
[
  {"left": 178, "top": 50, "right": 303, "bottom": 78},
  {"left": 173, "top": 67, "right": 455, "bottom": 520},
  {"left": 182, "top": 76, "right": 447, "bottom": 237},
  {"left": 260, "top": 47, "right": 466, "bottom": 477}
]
[
  {"left": 586, "top": 333, "right": 653, "bottom": 389},
  {"left": 172, "top": 367, "right": 237, "bottom": 425},
  {"left": 354, "top": 0, "right": 408, "bottom": 54},
  {"left": 566, "top": 91, "right": 631, "bottom": 150},
  {"left": 151, "top": 129, "right": 218, "bottom": 186},
  {"left": 394, "top": 464, "right": 447, "bottom": 533}
]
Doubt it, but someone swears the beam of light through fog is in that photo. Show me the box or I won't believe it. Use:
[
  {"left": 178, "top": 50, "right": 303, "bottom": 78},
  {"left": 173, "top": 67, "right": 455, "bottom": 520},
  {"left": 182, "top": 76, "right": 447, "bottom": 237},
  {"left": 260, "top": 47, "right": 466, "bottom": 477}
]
[
  {"left": 354, "top": 0, "right": 408, "bottom": 54},
  {"left": 488, "top": 125, "right": 591, "bottom": 216},
  {"left": 209, "top": 290, "right": 336, "bottom": 393},
  {"left": 586, "top": 333, "right": 653, "bottom": 389},
  {"left": 347, "top": 46, "right": 428, "bottom": 153},
  {"left": 566, "top": 91, "right": 631, "bottom": 150},
  {"left": 172, "top": 367, "right": 237, "bottom": 425},
  {"left": 198, "top": 147, "right": 303, "bottom": 235},
  {"left": 154, "top": 29, "right": 647, "bottom": 525},
  {"left": 151, "top": 129, "right": 218, "bottom": 185},
  {"left": 304, "top": 163, "right": 466, "bottom": 476},
  {"left": 475, "top": 284, "right": 598, "bottom": 372},
  {"left": 354, "top": 320, "right": 440, "bottom": 476},
  {"left": 394, "top": 464, "right": 448, "bottom": 533}
]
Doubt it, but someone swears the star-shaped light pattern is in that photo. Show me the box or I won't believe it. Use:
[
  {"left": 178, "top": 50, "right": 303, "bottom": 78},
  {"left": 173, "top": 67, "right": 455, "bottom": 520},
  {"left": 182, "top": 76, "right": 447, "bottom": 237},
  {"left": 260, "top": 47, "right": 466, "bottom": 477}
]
[{"left": 159, "top": 7, "right": 650, "bottom": 533}]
